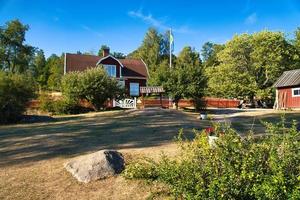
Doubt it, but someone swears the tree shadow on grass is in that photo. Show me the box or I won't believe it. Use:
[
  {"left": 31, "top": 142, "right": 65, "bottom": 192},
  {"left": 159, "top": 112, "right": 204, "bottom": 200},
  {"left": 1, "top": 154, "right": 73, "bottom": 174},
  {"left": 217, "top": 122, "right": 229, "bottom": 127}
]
[{"left": 0, "top": 109, "right": 210, "bottom": 167}]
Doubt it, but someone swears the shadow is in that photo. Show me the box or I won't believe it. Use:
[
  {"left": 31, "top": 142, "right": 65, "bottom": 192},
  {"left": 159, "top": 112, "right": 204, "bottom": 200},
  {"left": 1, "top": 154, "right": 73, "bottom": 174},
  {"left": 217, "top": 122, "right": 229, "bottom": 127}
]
[
  {"left": 228, "top": 112, "right": 300, "bottom": 134},
  {"left": 183, "top": 107, "right": 249, "bottom": 115},
  {"left": 0, "top": 108, "right": 210, "bottom": 167}
]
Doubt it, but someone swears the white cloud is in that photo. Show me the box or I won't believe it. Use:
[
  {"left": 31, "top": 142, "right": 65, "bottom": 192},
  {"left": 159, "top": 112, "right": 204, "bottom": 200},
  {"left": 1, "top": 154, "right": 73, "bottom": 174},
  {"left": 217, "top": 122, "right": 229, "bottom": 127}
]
[
  {"left": 128, "top": 9, "right": 195, "bottom": 34},
  {"left": 128, "top": 10, "right": 168, "bottom": 30},
  {"left": 245, "top": 13, "right": 257, "bottom": 25},
  {"left": 81, "top": 25, "right": 102, "bottom": 37}
]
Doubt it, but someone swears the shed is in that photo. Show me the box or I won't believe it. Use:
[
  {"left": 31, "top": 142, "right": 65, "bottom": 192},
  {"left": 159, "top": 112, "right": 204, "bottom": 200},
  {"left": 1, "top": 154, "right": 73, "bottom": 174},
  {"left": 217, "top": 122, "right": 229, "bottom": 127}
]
[{"left": 273, "top": 69, "right": 300, "bottom": 109}]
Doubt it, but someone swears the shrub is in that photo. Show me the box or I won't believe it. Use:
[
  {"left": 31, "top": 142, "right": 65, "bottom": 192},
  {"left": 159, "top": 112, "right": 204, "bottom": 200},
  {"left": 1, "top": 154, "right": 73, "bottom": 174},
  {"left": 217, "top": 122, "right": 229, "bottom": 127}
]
[
  {"left": 38, "top": 93, "right": 89, "bottom": 115},
  {"left": 0, "top": 72, "right": 36, "bottom": 123},
  {"left": 123, "top": 120, "right": 300, "bottom": 199},
  {"left": 61, "top": 67, "right": 124, "bottom": 111},
  {"left": 38, "top": 92, "right": 54, "bottom": 112}
]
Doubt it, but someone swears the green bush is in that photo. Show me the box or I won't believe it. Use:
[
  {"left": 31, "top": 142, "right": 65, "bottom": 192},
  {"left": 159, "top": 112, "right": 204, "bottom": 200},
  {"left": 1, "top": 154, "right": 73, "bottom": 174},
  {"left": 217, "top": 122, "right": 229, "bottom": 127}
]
[
  {"left": 123, "top": 120, "right": 300, "bottom": 199},
  {"left": 51, "top": 98, "right": 83, "bottom": 114},
  {"left": 38, "top": 92, "right": 54, "bottom": 112},
  {"left": 38, "top": 93, "right": 89, "bottom": 115},
  {"left": 0, "top": 72, "right": 36, "bottom": 123},
  {"left": 61, "top": 67, "right": 124, "bottom": 111}
]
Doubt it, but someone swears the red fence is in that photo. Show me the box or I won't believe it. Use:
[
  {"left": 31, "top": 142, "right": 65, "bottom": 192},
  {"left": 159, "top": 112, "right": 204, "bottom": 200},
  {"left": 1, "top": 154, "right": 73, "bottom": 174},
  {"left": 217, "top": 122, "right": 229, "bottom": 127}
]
[
  {"left": 141, "top": 98, "right": 240, "bottom": 108},
  {"left": 205, "top": 97, "right": 240, "bottom": 108},
  {"left": 27, "top": 97, "right": 240, "bottom": 110}
]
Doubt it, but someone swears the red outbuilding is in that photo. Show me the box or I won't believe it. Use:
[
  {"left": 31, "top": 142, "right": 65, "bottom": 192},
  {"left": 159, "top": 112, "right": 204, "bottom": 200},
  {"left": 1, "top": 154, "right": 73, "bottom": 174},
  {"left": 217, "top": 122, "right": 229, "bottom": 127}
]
[{"left": 273, "top": 69, "right": 300, "bottom": 109}]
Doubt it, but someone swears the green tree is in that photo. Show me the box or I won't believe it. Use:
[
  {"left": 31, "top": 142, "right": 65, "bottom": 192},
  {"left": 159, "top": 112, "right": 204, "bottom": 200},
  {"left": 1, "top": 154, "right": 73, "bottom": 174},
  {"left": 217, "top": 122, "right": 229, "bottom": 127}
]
[
  {"left": 47, "top": 54, "right": 64, "bottom": 91},
  {"left": 0, "top": 19, "right": 35, "bottom": 73},
  {"left": 148, "top": 59, "right": 170, "bottom": 86},
  {"left": 31, "top": 49, "right": 48, "bottom": 88},
  {"left": 98, "top": 44, "right": 110, "bottom": 56},
  {"left": 111, "top": 52, "right": 126, "bottom": 59},
  {"left": 251, "top": 31, "right": 295, "bottom": 98},
  {"left": 61, "top": 67, "right": 123, "bottom": 111},
  {"left": 166, "top": 47, "right": 206, "bottom": 109},
  {"left": 292, "top": 28, "right": 300, "bottom": 68},
  {"left": 207, "top": 34, "right": 256, "bottom": 98},
  {"left": 295, "top": 28, "right": 300, "bottom": 50},
  {"left": 128, "top": 28, "right": 162, "bottom": 72},
  {"left": 201, "top": 42, "right": 224, "bottom": 68},
  {"left": 207, "top": 31, "right": 296, "bottom": 100},
  {"left": 0, "top": 71, "right": 36, "bottom": 123}
]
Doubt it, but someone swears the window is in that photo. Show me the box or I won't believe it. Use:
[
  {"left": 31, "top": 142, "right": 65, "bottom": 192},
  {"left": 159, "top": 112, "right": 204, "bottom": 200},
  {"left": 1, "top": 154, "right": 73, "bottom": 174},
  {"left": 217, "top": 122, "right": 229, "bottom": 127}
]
[
  {"left": 292, "top": 88, "right": 300, "bottom": 97},
  {"left": 130, "top": 82, "right": 139, "bottom": 96},
  {"left": 104, "top": 65, "right": 116, "bottom": 77},
  {"left": 118, "top": 80, "right": 125, "bottom": 88}
]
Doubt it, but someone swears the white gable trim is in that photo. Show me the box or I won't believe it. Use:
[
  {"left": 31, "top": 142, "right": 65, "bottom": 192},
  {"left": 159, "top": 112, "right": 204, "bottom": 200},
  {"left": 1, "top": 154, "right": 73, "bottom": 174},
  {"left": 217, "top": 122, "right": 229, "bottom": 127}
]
[
  {"left": 141, "top": 59, "right": 150, "bottom": 78},
  {"left": 96, "top": 55, "right": 124, "bottom": 67}
]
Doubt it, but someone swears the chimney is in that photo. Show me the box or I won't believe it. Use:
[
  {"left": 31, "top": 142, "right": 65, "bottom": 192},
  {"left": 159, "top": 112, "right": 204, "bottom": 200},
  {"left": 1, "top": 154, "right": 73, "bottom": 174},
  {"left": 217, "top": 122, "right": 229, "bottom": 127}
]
[{"left": 102, "top": 48, "right": 110, "bottom": 57}]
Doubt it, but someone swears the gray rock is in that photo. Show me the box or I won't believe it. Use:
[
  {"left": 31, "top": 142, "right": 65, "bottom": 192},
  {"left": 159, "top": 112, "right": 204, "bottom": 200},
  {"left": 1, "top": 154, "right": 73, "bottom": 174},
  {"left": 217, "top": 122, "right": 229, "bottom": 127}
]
[{"left": 64, "top": 150, "right": 125, "bottom": 183}]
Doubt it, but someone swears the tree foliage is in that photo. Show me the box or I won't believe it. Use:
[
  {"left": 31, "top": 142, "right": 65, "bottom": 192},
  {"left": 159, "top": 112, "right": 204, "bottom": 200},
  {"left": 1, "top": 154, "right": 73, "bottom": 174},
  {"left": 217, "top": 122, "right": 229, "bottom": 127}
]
[
  {"left": 31, "top": 49, "right": 48, "bottom": 88},
  {"left": 0, "top": 71, "right": 36, "bottom": 123},
  {"left": 46, "top": 54, "right": 64, "bottom": 91},
  {"left": 163, "top": 47, "right": 206, "bottom": 109},
  {"left": 0, "top": 19, "right": 35, "bottom": 73},
  {"left": 97, "top": 44, "right": 110, "bottom": 56},
  {"left": 128, "top": 28, "right": 164, "bottom": 72},
  {"left": 61, "top": 67, "right": 123, "bottom": 111},
  {"left": 206, "top": 31, "right": 299, "bottom": 100}
]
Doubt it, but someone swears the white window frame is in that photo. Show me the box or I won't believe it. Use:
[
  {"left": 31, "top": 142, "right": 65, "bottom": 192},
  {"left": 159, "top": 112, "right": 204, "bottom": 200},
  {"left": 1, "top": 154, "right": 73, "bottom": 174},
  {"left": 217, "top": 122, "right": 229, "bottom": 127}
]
[
  {"left": 292, "top": 88, "right": 300, "bottom": 97},
  {"left": 104, "top": 64, "right": 116, "bottom": 77},
  {"left": 130, "top": 82, "right": 140, "bottom": 96}
]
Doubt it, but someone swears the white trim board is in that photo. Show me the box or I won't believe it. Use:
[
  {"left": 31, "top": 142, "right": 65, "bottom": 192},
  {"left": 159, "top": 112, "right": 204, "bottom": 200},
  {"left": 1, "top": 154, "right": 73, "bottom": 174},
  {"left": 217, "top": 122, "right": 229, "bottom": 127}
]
[
  {"left": 292, "top": 87, "right": 300, "bottom": 97},
  {"left": 96, "top": 55, "right": 124, "bottom": 67}
]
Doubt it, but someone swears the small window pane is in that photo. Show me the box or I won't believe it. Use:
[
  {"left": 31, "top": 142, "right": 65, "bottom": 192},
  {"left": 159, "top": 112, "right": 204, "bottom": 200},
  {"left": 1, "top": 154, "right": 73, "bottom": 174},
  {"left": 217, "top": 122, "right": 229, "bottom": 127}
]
[
  {"left": 293, "top": 88, "right": 300, "bottom": 96},
  {"left": 104, "top": 65, "right": 116, "bottom": 77},
  {"left": 130, "top": 83, "right": 139, "bottom": 96}
]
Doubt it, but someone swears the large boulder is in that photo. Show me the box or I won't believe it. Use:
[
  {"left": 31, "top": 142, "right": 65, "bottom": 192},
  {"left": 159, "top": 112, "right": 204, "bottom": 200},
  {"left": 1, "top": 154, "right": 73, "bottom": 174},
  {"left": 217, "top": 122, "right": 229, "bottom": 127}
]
[{"left": 64, "top": 150, "right": 125, "bottom": 183}]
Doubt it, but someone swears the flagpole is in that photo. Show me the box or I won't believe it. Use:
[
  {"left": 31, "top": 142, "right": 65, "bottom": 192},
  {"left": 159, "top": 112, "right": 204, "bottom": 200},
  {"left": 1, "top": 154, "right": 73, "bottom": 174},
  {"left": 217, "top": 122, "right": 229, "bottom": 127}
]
[
  {"left": 169, "top": 28, "right": 172, "bottom": 69},
  {"left": 169, "top": 28, "right": 172, "bottom": 109}
]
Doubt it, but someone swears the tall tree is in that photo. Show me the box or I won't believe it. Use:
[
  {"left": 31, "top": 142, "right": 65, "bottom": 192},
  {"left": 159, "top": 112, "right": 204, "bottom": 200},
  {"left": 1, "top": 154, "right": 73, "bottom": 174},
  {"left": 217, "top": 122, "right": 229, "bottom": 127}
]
[
  {"left": 47, "top": 54, "right": 64, "bottom": 91},
  {"left": 207, "top": 31, "right": 296, "bottom": 100},
  {"left": 98, "top": 45, "right": 110, "bottom": 56},
  {"left": 0, "top": 19, "right": 35, "bottom": 73},
  {"left": 295, "top": 28, "right": 300, "bottom": 50},
  {"left": 201, "top": 42, "right": 224, "bottom": 68},
  {"left": 166, "top": 46, "right": 206, "bottom": 109},
  {"left": 127, "top": 28, "right": 162, "bottom": 72},
  {"left": 111, "top": 52, "right": 126, "bottom": 59},
  {"left": 31, "top": 49, "right": 48, "bottom": 88}
]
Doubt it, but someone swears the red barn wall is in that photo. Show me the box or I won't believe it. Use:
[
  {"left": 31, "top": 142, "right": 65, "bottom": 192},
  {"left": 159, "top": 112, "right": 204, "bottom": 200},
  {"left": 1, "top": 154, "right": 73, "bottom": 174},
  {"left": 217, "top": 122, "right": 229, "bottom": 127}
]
[
  {"left": 278, "top": 87, "right": 300, "bottom": 108},
  {"left": 125, "top": 78, "right": 147, "bottom": 96}
]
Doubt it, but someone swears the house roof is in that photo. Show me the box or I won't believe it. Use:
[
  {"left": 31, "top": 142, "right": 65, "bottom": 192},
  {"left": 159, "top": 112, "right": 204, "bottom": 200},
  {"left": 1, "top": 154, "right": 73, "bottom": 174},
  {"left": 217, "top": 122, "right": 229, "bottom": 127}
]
[
  {"left": 65, "top": 53, "right": 148, "bottom": 78},
  {"left": 273, "top": 69, "right": 300, "bottom": 88}
]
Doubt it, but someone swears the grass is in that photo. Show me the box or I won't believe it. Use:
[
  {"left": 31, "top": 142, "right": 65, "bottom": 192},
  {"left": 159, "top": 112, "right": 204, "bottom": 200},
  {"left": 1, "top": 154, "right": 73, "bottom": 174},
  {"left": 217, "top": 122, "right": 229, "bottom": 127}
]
[{"left": 0, "top": 108, "right": 299, "bottom": 199}]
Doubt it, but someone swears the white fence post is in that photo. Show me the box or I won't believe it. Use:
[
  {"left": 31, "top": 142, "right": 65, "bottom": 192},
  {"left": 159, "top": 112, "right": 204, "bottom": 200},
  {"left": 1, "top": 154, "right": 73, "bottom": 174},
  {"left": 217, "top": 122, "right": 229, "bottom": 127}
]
[
  {"left": 134, "top": 97, "right": 137, "bottom": 108},
  {"left": 113, "top": 98, "right": 136, "bottom": 109}
]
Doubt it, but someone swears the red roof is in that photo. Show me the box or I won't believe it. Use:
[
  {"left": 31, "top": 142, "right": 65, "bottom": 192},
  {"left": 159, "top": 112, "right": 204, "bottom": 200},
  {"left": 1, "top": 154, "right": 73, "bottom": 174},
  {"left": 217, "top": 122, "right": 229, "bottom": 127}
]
[{"left": 65, "top": 53, "right": 148, "bottom": 78}]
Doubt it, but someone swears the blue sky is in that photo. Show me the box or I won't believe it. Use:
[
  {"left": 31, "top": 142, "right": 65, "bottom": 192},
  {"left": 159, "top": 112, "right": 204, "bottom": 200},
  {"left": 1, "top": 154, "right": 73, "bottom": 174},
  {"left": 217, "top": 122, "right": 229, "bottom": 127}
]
[{"left": 0, "top": 0, "right": 299, "bottom": 57}]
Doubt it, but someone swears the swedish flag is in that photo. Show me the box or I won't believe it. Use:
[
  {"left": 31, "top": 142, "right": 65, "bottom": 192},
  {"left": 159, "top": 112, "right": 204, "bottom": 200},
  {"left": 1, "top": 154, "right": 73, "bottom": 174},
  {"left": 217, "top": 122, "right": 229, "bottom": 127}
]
[{"left": 169, "top": 29, "right": 174, "bottom": 52}]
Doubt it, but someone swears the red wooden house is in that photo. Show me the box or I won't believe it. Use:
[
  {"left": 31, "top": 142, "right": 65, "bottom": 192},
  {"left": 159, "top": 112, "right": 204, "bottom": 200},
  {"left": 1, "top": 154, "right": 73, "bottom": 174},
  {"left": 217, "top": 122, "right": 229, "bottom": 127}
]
[
  {"left": 64, "top": 48, "right": 149, "bottom": 97},
  {"left": 273, "top": 69, "right": 300, "bottom": 109}
]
